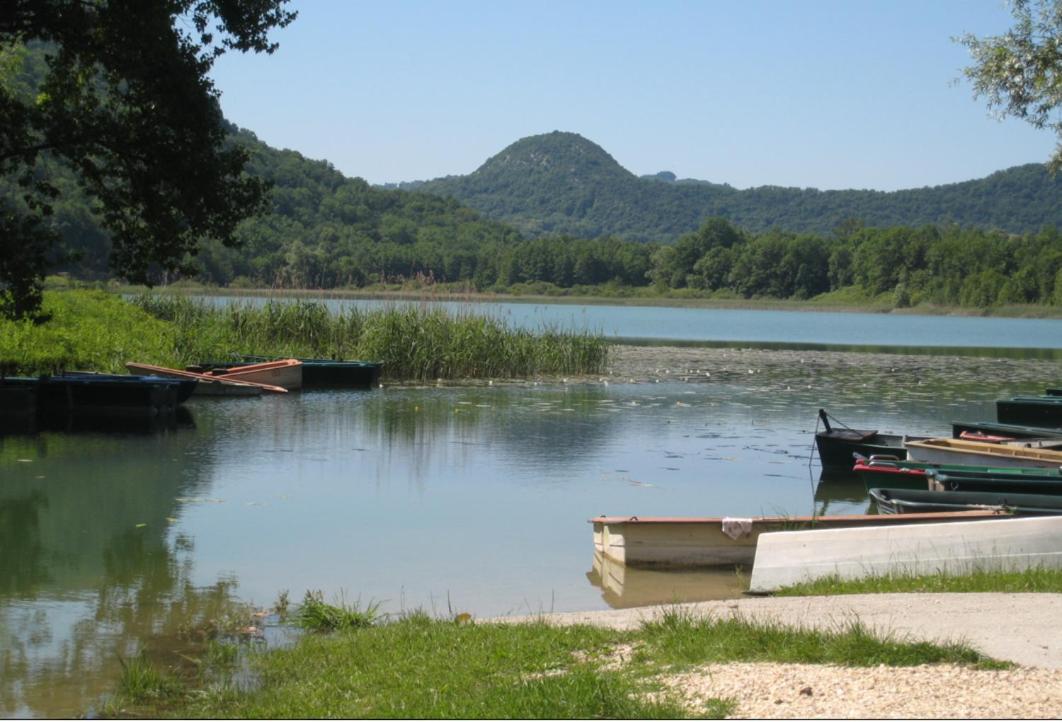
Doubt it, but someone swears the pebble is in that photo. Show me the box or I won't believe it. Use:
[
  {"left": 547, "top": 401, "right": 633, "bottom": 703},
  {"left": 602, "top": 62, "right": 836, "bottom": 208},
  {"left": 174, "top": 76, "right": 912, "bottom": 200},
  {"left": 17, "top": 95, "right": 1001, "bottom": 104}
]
[{"left": 665, "top": 662, "right": 1062, "bottom": 718}]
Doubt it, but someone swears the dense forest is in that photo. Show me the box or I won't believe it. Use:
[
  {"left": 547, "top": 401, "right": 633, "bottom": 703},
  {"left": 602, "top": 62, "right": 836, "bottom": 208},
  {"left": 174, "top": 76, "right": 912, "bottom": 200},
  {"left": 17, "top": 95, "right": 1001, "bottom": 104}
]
[
  {"left": 402, "top": 131, "right": 1062, "bottom": 241},
  {"left": 9, "top": 123, "right": 1062, "bottom": 308}
]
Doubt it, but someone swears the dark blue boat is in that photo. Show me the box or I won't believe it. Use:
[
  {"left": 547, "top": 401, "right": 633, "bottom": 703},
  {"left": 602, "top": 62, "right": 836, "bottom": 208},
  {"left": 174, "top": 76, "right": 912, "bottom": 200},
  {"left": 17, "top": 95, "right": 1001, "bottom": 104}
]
[
  {"left": 997, "top": 396, "right": 1062, "bottom": 426},
  {"left": 191, "top": 357, "right": 382, "bottom": 389},
  {"left": 1, "top": 374, "right": 190, "bottom": 421}
]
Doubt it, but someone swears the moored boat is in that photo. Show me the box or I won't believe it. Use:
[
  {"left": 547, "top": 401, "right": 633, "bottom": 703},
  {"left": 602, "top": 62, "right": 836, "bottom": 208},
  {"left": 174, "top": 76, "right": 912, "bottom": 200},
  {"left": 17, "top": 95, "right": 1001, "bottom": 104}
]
[
  {"left": 748, "top": 515, "right": 1062, "bottom": 593},
  {"left": 201, "top": 359, "right": 303, "bottom": 390},
  {"left": 125, "top": 362, "right": 282, "bottom": 395},
  {"left": 814, "top": 409, "right": 922, "bottom": 467},
  {"left": 870, "top": 487, "right": 1062, "bottom": 515},
  {"left": 951, "top": 420, "right": 1062, "bottom": 439},
  {"left": 1, "top": 374, "right": 182, "bottom": 420},
  {"left": 855, "top": 458, "right": 1062, "bottom": 490},
  {"left": 591, "top": 510, "right": 1003, "bottom": 568},
  {"left": 930, "top": 471, "right": 1062, "bottom": 495},
  {"left": 241, "top": 356, "right": 382, "bottom": 388},
  {"left": 62, "top": 372, "right": 197, "bottom": 404},
  {"left": 905, "top": 437, "right": 1062, "bottom": 469},
  {"left": 853, "top": 461, "right": 932, "bottom": 490},
  {"left": 997, "top": 396, "right": 1062, "bottom": 426}
]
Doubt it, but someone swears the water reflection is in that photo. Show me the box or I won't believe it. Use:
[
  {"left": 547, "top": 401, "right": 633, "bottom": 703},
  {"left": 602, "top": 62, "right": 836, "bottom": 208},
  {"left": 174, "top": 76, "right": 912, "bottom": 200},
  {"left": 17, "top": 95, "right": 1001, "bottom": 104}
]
[
  {"left": 586, "top": 552, "right": 747, "bottom": 609},
  {"left": 813, "top": 469, "right": 871, "bottom": 515},
  {"left": 0, "top": 427, "right": 242, "bottom": 718},
  {"left": 3, "top": 342, "right": 1062, "bottom": 717}
]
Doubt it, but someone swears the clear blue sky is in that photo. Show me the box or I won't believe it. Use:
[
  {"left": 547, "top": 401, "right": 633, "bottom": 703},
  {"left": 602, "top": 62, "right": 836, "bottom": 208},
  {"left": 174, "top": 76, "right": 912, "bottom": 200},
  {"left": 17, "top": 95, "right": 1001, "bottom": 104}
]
[{"left": 209, "top": 0, "right": 1056, "bottom": 191}]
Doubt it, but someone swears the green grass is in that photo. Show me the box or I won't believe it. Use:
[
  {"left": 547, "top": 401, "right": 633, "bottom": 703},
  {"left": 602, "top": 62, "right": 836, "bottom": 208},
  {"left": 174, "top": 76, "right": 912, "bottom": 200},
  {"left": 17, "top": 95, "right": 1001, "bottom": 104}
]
[
  {"left": 118, "top": 607, "right": 1004, "bottom": 719},
  {"left": 0, "top": 290, "right": 178, "bottom": 375},
  {"left": 293, "top": 591, "right": 380, "bottom": 632},
  {"left": 0, "top": 290, "right": 609, "bottom": 380},
  {"left": 774, "top": 567, "right": 1062, "bottom": 596},
  {"left": 631, "top": 608, "right": 1003, "bottom": 670}
]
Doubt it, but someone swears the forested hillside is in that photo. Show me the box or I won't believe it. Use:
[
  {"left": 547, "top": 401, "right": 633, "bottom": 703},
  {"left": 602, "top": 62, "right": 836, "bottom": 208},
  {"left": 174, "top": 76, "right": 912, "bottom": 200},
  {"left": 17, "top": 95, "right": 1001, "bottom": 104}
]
[{"left": 405, "top": 131, "right": 1062, "bottom": 241}]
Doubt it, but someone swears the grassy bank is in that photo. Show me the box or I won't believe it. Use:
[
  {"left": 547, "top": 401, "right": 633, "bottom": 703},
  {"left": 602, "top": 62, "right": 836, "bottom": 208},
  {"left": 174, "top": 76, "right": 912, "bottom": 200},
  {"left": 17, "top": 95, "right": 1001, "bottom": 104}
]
[
  {"left": 775, "top": 567, "right": 1062, "bottom": 596},
  {"left": 0, "top": 291, "right": 608, "bottom": 380},
  {"left": 106, "top": 604, "right": 1002, "bottom": 719}
]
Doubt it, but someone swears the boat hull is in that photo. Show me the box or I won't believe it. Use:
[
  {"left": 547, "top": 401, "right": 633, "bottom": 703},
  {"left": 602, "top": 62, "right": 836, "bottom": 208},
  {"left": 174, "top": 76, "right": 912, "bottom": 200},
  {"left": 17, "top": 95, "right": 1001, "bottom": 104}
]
[
  {"left": 951, "top": 420, "right": 1062, "bottom": 439},
  {"left": 206, "top": 359, "right": 303, "bottom": 390},
  {"left": 748, "top": 515, "right": 1062, "bottom": 593},
  {"left": 126, "top": 362, "right": 286, "bottom": 394},
  {"left": 241, "top": 357, "right": 381, "bottom": 388},
  {"left": 906, "top": 437, "right": 1062, "bottom": 469},
  {"left": 815, "top": 430, "right": 910, "bottom": 467},
  {"left": 870, "top": 487, "right": 1062, "bottom": 515},
  {"left": 591, "top": 511, "right": 1002, "bottom": 568},
  {"left": 997, "top": 398, "right": 1062, "bottom": 426}
]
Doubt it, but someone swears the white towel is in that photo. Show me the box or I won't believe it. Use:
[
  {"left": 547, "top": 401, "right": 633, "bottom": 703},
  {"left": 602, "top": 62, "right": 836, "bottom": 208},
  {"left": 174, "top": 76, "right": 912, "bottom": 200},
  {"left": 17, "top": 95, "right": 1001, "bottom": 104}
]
[{"left": 721, "top": 517, "right": 754, "bottom": 540}]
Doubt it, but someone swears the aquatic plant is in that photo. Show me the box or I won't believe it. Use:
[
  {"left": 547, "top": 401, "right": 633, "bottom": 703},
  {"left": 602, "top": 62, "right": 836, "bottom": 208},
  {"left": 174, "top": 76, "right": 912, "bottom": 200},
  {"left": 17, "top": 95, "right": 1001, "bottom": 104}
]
[{"left": 129, "top": 292, "right": 608, "bottom": 380}]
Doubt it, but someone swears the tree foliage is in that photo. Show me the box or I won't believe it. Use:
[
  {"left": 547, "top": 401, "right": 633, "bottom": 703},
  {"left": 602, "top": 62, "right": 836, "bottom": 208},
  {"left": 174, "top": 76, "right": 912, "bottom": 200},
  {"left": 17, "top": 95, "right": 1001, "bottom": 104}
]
[
  {"left": 0, "top": 0, "right": 295, "bottom": 317},
  {"left": 959, "top": 0, "right": 1062, "bottom": 171},
  {"left": 409, "top": 132, "right": 1062, "bottom": 243}
]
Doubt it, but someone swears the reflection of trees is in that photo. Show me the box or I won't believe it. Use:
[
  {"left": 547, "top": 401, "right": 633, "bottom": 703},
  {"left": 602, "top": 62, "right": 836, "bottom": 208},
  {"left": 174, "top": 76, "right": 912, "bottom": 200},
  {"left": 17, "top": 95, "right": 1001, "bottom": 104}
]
[
  {"left": 360, "top": 386, "right": 621, "bottom": 473},
  {"left": 0, "top": 492, "right": 49, "bottom": 594},
  {"left": 0, "top": 428, "right": 240, "bottom": 718}
]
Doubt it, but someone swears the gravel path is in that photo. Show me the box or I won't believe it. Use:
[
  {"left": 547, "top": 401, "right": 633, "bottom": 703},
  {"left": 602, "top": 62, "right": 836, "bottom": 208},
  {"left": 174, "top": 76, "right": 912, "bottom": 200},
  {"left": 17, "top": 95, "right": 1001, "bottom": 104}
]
[{"left": 500, "top": 593, "right": 1062, "bottom": 718}]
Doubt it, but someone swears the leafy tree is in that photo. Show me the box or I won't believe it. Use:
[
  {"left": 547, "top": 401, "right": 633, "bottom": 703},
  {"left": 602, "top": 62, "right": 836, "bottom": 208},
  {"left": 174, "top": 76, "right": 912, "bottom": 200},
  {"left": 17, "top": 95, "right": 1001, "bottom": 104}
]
[
  {"left": 958, "top": 0, "right": 1062, "bottom": 170},
  {"left": 0, "top": 0, "right": 296, "bottom": 317}
]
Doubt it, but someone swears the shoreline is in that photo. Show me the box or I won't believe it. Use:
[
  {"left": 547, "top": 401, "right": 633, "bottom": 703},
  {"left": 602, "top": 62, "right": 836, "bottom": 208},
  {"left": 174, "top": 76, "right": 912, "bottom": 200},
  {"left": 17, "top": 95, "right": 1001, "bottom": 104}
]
[{"left": 109, "top": 283, "right": 1062, "bottom": 320}]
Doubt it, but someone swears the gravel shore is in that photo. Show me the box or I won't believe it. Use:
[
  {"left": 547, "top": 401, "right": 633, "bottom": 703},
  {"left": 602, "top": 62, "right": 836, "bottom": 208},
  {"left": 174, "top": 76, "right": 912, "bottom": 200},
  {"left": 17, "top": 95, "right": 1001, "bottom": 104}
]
[{"left": 501, "top": 593, "right": 1062, "bottom": 718}]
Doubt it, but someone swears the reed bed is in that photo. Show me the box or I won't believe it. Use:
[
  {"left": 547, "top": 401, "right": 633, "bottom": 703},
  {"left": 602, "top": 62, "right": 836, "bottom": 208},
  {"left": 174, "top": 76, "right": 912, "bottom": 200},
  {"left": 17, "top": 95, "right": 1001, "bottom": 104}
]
[{"left": 130, "top": 293, "right": 609, "bottom": 380}]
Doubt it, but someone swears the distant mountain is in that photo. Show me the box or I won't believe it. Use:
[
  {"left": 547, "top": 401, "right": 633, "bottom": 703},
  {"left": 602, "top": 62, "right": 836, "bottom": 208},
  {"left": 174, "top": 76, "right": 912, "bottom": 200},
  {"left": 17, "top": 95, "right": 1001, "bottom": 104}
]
[{"left": 399, "top": 131, "right": 1062, "bottom": 241}]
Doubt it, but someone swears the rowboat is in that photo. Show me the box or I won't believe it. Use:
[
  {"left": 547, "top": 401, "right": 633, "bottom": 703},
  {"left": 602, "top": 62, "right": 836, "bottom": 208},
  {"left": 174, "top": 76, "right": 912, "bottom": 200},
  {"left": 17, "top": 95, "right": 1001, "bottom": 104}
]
[
  {"left": 906, "top": 437, "right": 1062, "bottom": 468},
  {"left": 63, "top": 372, "right": 197, "bottom": 404},
  {"left": 241, "top": 356, "right": 382, "bottom": 388},
  {"left": 813, "top": 409, "right": 923, "bottom": 467},
  {"left": 997, "top": 396, "right": 1062, "bottom": 426},
  {"left": 748, "top": 515, "right": 1062, "bottom": 593},
  {"left": 930, "top": 471, "right": 1062, "bottom": 495},
  {"left": 854, "top": 458, "right": 1062, "bottom": 490},
  {"left": 1, "top": 374, "right": 182, "bottom": 419},
  {"left": 870, "top": 487, "right": 1062, "bottom": 515},
  {"left": 125, "top": 362, "right": 282, "bottom": 395},
  {"left": 951, "top": 420, "right": 1062, "bottom": 439},
  {"left": 591, "top": 510, "right": 1003, "bottom": 568},
  {"left": 199, "top": 359, "right": 303, "bottom": 390}
]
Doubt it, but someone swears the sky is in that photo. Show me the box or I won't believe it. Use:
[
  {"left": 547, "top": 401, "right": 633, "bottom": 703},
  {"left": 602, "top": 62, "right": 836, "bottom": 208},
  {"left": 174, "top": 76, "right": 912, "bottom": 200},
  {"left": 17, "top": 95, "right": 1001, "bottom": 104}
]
[{"left": 208, "top": 0, "right": 1057, "bottom": 192}]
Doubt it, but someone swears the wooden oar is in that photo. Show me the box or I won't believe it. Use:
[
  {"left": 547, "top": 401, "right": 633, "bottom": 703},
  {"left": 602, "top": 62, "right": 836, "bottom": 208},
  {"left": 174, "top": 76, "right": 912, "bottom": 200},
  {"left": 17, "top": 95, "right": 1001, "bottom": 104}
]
[{"left": 125, "top": 362, "right": 288, "bottom": 393}]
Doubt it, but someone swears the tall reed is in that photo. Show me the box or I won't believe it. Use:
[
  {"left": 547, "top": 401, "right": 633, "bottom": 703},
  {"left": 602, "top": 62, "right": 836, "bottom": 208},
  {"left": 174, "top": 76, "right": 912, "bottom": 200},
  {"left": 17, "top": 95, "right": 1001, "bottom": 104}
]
[{"left": 129, "top": 294, "right": 608, "bottom": 380}]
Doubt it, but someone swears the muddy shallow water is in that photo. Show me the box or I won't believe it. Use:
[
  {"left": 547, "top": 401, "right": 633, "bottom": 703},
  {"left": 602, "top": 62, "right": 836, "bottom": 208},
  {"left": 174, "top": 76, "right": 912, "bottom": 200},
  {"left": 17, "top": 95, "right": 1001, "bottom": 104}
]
[{"left": 1, "top": 344, "right": 1059, "bottom": 717}]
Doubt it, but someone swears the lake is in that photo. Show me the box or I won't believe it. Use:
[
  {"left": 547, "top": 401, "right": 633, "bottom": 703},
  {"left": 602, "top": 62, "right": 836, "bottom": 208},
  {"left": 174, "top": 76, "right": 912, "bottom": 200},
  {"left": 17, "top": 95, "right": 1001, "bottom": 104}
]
[
  {"left": 201, "top": 294, "right": 1062, "bottom": 351},
  {"left": 3, "top": 302, "right": 1062, "bottom": 716}
]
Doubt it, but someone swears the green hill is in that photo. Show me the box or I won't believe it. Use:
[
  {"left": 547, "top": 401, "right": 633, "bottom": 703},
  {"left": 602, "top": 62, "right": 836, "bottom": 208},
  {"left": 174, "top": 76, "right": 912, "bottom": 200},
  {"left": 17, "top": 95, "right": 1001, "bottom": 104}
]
[
  {"left": 406, "top": 131, "right": 1062, "bottom": 241},
  {"left": 8, "top": 124, "right": 522, "bottom": 287}
]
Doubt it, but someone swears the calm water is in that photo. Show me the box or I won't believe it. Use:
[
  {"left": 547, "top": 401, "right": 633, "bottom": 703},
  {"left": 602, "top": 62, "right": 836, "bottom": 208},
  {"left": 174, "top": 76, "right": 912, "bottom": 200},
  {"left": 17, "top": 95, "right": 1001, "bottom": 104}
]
[
  {"left": 3, "top": 303, "right": 1062, "bottom": 717},
  {"left": 203, "top": 294, "right": 1062, "bottom": 350}
]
